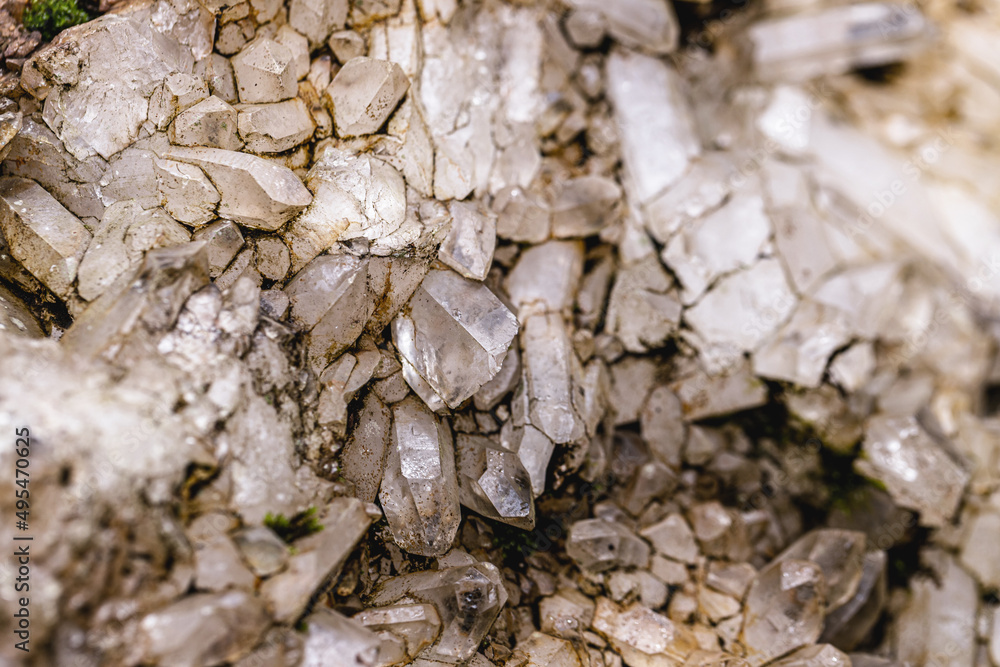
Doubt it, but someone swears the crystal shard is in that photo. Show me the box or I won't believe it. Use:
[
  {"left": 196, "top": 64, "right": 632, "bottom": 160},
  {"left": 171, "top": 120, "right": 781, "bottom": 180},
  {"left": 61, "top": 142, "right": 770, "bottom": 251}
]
[
  {"left": 521, "top": 313, "right": 585, "bottom": 444},
  {"left": 330, "top": 57, "right": 411, "bottom": 137},
  {"left": 775, "top": 529, "right": 868, "bottom": 612},
  {"left": 154, "top": 158, "right": 221, "bottom": 227},
  {"left": 591, "top": 598, "right": 698, "bottom": 667},
  {"left": 379, "top": 396, "right": 461, "bottom": 556},
  {"left": 289, "top": 0, "right": 349, "bottom": 47},
  {"left": 855, "top": 416, "right": 968, "bottom": 527},
  {"left": 392, "top": 269, "right": 518, "bottom": 409},
  {"left": 231, "top": 37, "right": 298, "bottom": 104},
  {"left": 0, "top": 177, "right": 91, "bottom": 299},
  {"left": 170, "top": 96, "right": 242, "bottom": 150},
  {"left": 741, "top": 559, "right": 826, "bottom": 666},
  {"left": 138, "top": 591, "right": 270, "bottom": 667},
  {"left": 237, "top": 98, "right": 316, "bottom": 153},
  {"left": 368, "top": 562, "right": 508, "bottom": 663},
  {"left": 438, "top": 200, "right": 496, "bottom": 282},
  {"left": 261, "top": 498, "right": 373, "bottom": 622},
  {"left": 164, "top": 146, "right": 312, "bottom": 230},
  {"left": 565, "top": 0, "right": 679, "bottom": 54},
  {"left": 508, "top": 632, "right": 583, "bottom": 667},
  {"left": 301, "top": 608, "right": 381, "bottom": 667},
  {"left": 284, "top": 253, "right": 371, "bottom": 370},
  {"left": 606, "top": 49, "right": 699, "bottom": 205},
  {"left": 566, "top": 519, "right": 650, "bottom": 572},
  {"left": 355, "top": 603, "right": 442, "bottom": 660},
  {"left": 748, "top": 3, "right": 932, "bottom": 82},
  {"left": 455, "top": 433, "right": 535, "bottom": 529}
]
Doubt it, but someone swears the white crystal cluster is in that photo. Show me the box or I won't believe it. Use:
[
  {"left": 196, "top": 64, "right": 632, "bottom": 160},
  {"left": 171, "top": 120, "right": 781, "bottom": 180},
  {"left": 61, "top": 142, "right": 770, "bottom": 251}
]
[{"left": 0, "top": 0, "right": 999, "bottom": 664}]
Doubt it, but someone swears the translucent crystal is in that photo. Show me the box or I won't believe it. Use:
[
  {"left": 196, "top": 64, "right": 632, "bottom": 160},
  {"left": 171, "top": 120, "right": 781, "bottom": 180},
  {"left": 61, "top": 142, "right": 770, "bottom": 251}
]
[
  {"left": 508, "top": 632, "right": 583, "bottom": 667},
  {"left": 192, "top": 219, "right": 244, "bottom": 277},
  {"left": 138, "top": 591, "right": 270, "bottom": 666},
  {"left": 231, "top": 37, "right": 298, "bottom": 103},
  {"left": 438, "top": 200, "right": 496, "bottom": 281},
  {"left": 368, "top": 562, "right": 508, "bottom": 663},
  {"left": 506, "top": 241, "right": 584, "bottom": 317},
  {"left": 301, "top": 608, "right": 381, "bottom": 667},
  {"left": 642, "top": 152, "right": 737, "bottom": 243},
  {"left": 768, "top": 645, "right": 851, "bottom": 667},
  {"left": 339, "top": 393, "right": 392, "bottom": 502},
  {"left": 455, "top": 433, "right": 535, "bottom": 529},
  {"left": 148, "top": 73, "right": 210, "bottom": 131},
  {"left": 591, "top": 598, "right": 698, "bottom": 667},
  {"left": 260, "top": 498, "right": 373, "bottom": 622},
  {"left": 775, "top": 529, "right": 867, "bottom": 612},
  {"left": 565, "top": 0, "right": 678, "bottom": 54},
  {"left": 500, "top": 423, "right": 555, "bottom": 498},
  {"left": 237, "top": 98, "right": 316, "bottom": 153},
  {"left": 0, "top": 177, "right": 91, "bottom": 299},
  {"left": 330, "top": 57, "right": 411, "bottom": 137},
  {"left": 232, "top": 525, "right": 288, "bottom": 577},
  {"left": 894, "top": 553, "right": 977, "bottom": 667},
  {"left": 855, "top": 416, "right": 969, "bottom": 527},
  {"left": 661, "top": 192, "right": 771, "bottom": 305},
  {"left": 640, "top": 514, "right": 699, "bottom": 564},
  {"left": 355, "top": 603, "right": 442, "bottom": 659},
  {"left": 752, "top": 301, "right": 853, "bottom": 389},
  {"left": 289, "top": 0, "right": 349, "bottom": 47},
  {"left": 23, "top": 14, "right": 193, "bottom": 161},
  {"left": 539, "top": 589, "right": 596, "bottom": 639},
  {"left": 566, "top": 519, "right": 650, "bottom": 572},
  {"left": 164, "top": 146, "right": 312, "bottom": 230},
  {"left": 820, "top": 551, "right": 886, "bottom": 650},
  {"left": 285, "top": 147, "right": 406, "bottom": 270},
  {"left": 741, "top": 559, "right": 826, "bottom": 666},
  {"left": 521, "top": 312, "right": 586, "bottom": 444},
  {"left": 550, "top": 176, "right": 622, "bottom": 238},
  {"left": 379, "top": 396, "right": 461, "bottom": 556},
  {"left": 669, "top": 361, "right": 768, "bottom": 421},
  {"left": 284, "top": 253, "right": 371, "bottom": 370},
  {"left": 63, "top": 243, "right": 210, "bottom": 360},
  {"left": 0, "top": 284, "right": 43, "bottom": 338},
  {"left": 392, "top": 269, "right": 518, "bottom": 409},
  {"left": 748, "top": 3, "right": 932, "bottom": 82},
  {"left": 606, "top": 49, "right": 700, "bottom": 205},
  {"left": 605, "top": 255, "right": 681, "bottom": 353},
  {"left": 77, "top": 201, "right": 189, "bottom": 302},
  {"left": 154, "top": 158, "right": 221, "bottom": 227}
]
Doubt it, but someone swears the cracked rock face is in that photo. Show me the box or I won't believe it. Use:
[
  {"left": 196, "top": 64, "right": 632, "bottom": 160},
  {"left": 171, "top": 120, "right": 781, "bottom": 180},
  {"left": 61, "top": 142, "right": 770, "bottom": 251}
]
[{"left": 1, "top": 0, "right": 999, "bottom": 664}]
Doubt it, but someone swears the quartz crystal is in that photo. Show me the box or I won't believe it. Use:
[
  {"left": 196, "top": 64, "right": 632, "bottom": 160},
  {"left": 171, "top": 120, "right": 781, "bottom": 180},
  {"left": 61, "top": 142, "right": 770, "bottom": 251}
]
[
  {"left": 164, "top": 146, "right": 312, "bottom": 230},
  {"left": 506, "top": 241, "right": 584, "bottom": 317},
  {"left": 855, "top": 416, "right": 969, "bottom": 527},
  {"left": 301, "top": 608, "right": 381, "bottom": 667},
  {"left": 0, "top": 177, "right": 91, "bottom": 299},
  {"left": 170, "top": 96, "right": 242, "bottom": 150},
  {"left": 289, "top": 0, "right": 349, "bottom": 47},
  {"left": 606, "top": 49, "right": 699, "bottom": 205},
  {"left": 507, "top": 632, "right": 582, "bottom": 667},
  {"left": 393, "top": 269, "right": 518, "bottom": 409},
  {"left": 154, "top": 158, "right": 222, "bottom": 227},
  {"left": 550, "top": 176, "right": 622, "bottom": 239},
  {"left": 284, "top": 253, "right": 371, "bottom": 369},
  {"left": 192, "top": 219, "right": 244, "bottom": 277},
  {"left": 22, "top": 14, "right": 194, "bottom": 161},
  {"left": 752, "top": 301, "right": 853, "bottom": 388},
  {"left": 355, "top": 603, "right": 442, "bottom": 660},
  {"left": 521, "top": 313, "right": 586, "bottom": 444},
  {"left": 260, "top": 498, "right": 373, "bottom": 622},
  {"left": 379, "top": 396, "right": 461, "bottom": 556},
  {"left": 285, "top": 147, "right": 406, "bottom": 270},
  {"left": 749, "top": 3, "right": 933, "bottom": 82},
  {"left": 564, "top": 0, "right": 678, "bottom": 54},
  {"left": 438, "top": 200, "right": 496, "bottom": 281},
  {"left": 329, "top": 57, "right": 411, "bottom": 137},
  {"left": 500, "top": 423, "right": 555, "bottom": 498},
  {"left": 237, "top": 98, "right": 316, "bottom": 153},
  {"left": 768, "top": 645, "right": 851, "bottom": 667},
  {"left": 566, "top": 519, "right": 650, "bottom": 572},
  {"left": 232, "top": 37, "right": 298, "bottom": 103},
  {"left": 639, "top": 514, "right": 699, "bottom": 565},
  {"left": 591, "top": 598, "right": 698, "bottom": 667},
  {"left": 138, "top": 591, "right": 271, "bottom": 666},
  {"left": 455, "top": 433, "right": 535, "bottom": 529},
  {"left": 741, "top": 559, "right": 826, "bottom": 666},
  {"left": 539, "top": 589, "right": 596, "bottom": 639},
  {"left": 368, "top": 562, "right": 508, "bottom": 663}
]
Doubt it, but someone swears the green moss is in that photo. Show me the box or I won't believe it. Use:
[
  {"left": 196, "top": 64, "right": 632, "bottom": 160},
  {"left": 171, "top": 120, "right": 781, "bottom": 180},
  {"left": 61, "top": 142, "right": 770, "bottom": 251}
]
[
  {"left": 264, "top": 506, "right": 324, "bottom": 544},
  {"left": 22, "top": 0, "right": 90, "bottom": 41}
]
